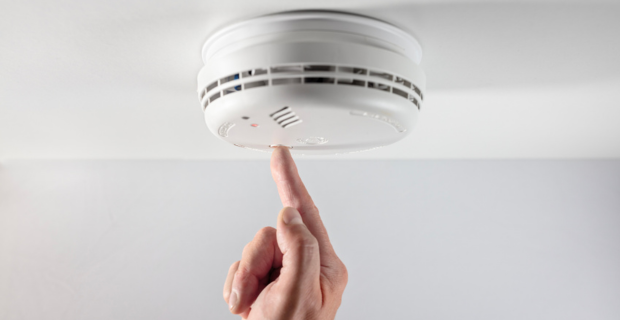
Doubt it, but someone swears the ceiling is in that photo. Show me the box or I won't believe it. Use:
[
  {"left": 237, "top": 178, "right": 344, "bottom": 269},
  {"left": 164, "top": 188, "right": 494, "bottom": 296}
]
[{"left": 1, "top": 0, "right": 619, "bottom": 160}]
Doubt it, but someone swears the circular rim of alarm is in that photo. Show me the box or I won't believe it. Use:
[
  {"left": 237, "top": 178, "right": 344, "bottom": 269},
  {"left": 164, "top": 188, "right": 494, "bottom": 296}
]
[{"left": 201, "top": 11, "right": 423, "bottom": 65}]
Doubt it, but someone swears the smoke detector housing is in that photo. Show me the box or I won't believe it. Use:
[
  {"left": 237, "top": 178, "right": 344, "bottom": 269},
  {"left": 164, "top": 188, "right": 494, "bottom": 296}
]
[{"left": 197, "top": 11, "right": 425, "bottom": 155}]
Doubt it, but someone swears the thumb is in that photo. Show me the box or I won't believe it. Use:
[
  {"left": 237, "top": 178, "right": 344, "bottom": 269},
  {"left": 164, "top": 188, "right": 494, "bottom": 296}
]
[{"left": 276, "top": 207, "right": 321, "bottom": 297}]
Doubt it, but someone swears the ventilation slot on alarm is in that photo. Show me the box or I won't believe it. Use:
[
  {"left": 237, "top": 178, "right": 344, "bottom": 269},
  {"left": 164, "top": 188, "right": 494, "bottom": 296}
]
[
  {"left": 270, "top": 106, "right": 302, "bottom": 128},
  {"left": 241, "top": 68, "right": 268, "bottom": 77},
  {"left": 271, "top": 65, "right": 304, "bottom": 73},
  {"left": 200, "top": 64, "right": 424, "bottom": 109},
  {"left": 209, "top": 92, "right": 221, "bottom": 103},
  {"left": 304, "top": 65, "right": 336, "bottom": 72},
  {"left": 244, "top": 80, "right": 268, "bottom": 90},
  {"left": 409, "top": 96, "right": 420, "bottom": 109},
  {"left": 206, "top": 81, "right": 218, "bottom": 93},
  {"left": 395, "top": 77, "right": 411, "bottom": 88},
  {"left": 273, "top": 78, "right": 302, "bottom": 85},
  {"left": 220, "top": 74, "right": 239, "bottom": 85},
  {"left": 337, "top": 78, "right": 365, "bottom": 87},
  {"left": 413, "top": 86, "right": 423, "bottom": 100},
  {"left": 304, "top": 77, "right": 335, "bottom": 84},
  {"left": 368, "top": 81, "right": 390, "bottom": 92},
  {"left": 338, "top": 66, "right": 367, "bottom": 75},
  {"left": 392, "top": 88, "right": 408, "bottom": 99},
  {"left": 223, "top": 87, "right": 239, "bottom": 96},
  {"left": 369, "top": 70, "right": 393, "bottom": 81}
]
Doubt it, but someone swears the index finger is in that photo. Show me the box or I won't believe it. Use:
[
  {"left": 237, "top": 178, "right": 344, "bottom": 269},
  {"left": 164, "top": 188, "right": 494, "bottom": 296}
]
[{"left": 270, "top": 147, "right": 337, "bottom": 264}]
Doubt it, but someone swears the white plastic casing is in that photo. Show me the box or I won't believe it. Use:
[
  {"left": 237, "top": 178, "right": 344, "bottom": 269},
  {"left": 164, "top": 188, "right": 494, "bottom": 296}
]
[{"left": 197, "top": 11, "right": 425, "bottom": 155}]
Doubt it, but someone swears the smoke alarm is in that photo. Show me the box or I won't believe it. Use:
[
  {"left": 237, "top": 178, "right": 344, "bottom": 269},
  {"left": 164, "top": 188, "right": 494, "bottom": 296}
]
[{"left": 197, "top": 11, "right": 425, "bottom": 155}]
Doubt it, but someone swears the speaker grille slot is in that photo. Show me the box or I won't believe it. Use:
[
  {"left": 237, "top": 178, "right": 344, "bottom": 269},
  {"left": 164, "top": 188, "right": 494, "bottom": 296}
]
[
  {"left": 282, "top": 119, "right": 302, "bottom": 128},
  {"left": 270, "top": 106, "right": 302, "bottom": 128},
  {"left": 273, "top": 111, "right": 292, "bottom": 121},
  {"left": 270, "top": 106, "right": 290, "bottom": 117},
  {"left": 277, "top": 115, "right": 297, "bottom": 124}
]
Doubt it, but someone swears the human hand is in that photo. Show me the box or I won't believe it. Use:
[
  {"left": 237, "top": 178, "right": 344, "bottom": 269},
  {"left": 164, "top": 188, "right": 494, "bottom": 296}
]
[{"left": 223, "top": 146, "right": 348, "bottom": 320}]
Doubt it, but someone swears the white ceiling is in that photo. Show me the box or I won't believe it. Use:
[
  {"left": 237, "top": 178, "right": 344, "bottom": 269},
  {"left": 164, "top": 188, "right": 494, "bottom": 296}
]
[{"left": 1, "top": 0, "right": 619, "bottom": 160}]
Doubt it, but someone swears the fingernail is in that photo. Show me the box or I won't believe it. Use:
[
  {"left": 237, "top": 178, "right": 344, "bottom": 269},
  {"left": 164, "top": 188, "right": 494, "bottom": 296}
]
[
  {"left": 282, "top": 207, "right": 304, "bottom": 225},
  {"left": 229, "top": 290, "right": 238, "bottom": 310}
]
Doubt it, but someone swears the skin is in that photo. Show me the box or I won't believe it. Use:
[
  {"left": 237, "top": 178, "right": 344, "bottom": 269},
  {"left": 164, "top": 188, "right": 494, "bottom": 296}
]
[{"left": 223, "top": 146, "right": 348, "bottom": 320}]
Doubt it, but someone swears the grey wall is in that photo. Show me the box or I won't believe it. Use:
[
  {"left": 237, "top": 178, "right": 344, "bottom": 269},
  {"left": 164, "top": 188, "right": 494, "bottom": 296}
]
[{"left": 1, "top": 160, "right": 619, "bottom": 320}]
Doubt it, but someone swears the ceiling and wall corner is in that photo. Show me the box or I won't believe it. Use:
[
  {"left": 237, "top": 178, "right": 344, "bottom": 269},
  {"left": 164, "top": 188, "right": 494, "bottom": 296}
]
[
  {"left": 1, "top": 1, "right": 620, "bottom": 319},
  {"left": 1, "top": 160, "right": 619, "bottom": 319},
  {"left": 1, "top": 0, "right": 619, "bottom": 160}
]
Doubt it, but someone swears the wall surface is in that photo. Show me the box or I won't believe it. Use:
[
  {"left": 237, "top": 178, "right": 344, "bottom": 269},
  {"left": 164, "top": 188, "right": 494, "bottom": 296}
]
[{"left": 1, "top": 160, "right": 619, "bottom": 320}]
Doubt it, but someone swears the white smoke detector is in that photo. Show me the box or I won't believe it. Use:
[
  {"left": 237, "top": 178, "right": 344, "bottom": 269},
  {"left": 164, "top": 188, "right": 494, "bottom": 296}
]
[{"left": 197, "top": 11, "right": 425, "bottom": 155}]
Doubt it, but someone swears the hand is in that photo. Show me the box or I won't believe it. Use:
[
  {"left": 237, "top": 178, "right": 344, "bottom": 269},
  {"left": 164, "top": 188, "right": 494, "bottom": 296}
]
[{"left": 223, "top": 146, "right": 348, "bottom": 320}]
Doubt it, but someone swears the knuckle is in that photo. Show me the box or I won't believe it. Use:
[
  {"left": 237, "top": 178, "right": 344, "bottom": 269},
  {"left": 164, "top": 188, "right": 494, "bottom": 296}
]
[
  {"left": 229, "top": 260, "right": 240, "bottom": 272},
  {"left": 234, "top": 265, "right": 251, "bottom": 282},
  {"left": 338, "top": 262, "right": 349, "bottom": 287},
  {"left": 338, "top": 260, "right": 348, "bottom": 277},
  {"left": 290, "top": 228, "right": 318, "bottom": 249},
  {"left": 325, "top": 260, "right": 348, "bottom": 294},
  {"left": 255, "top": 226, "right": 276, "bottom": 240},
  {"left": 308, "top": 204, "right": 320, "bottom": 217},
  {"left": 243, "top": 227, "right": 276, "bottom": 257},
  {"left": 241, "top": 242, "right": 252, "bottom": 255},
  {"left": 289, "top": 234, "right": 319, "bottom": 262},
  {"left": 300, "top": 302, "right": 322, "bottom": 319}
]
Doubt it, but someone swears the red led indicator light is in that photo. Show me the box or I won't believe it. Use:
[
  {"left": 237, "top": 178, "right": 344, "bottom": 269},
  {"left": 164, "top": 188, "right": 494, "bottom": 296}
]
[{"left": 251, "top": 123, "right": 259, "bottom": 127}]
